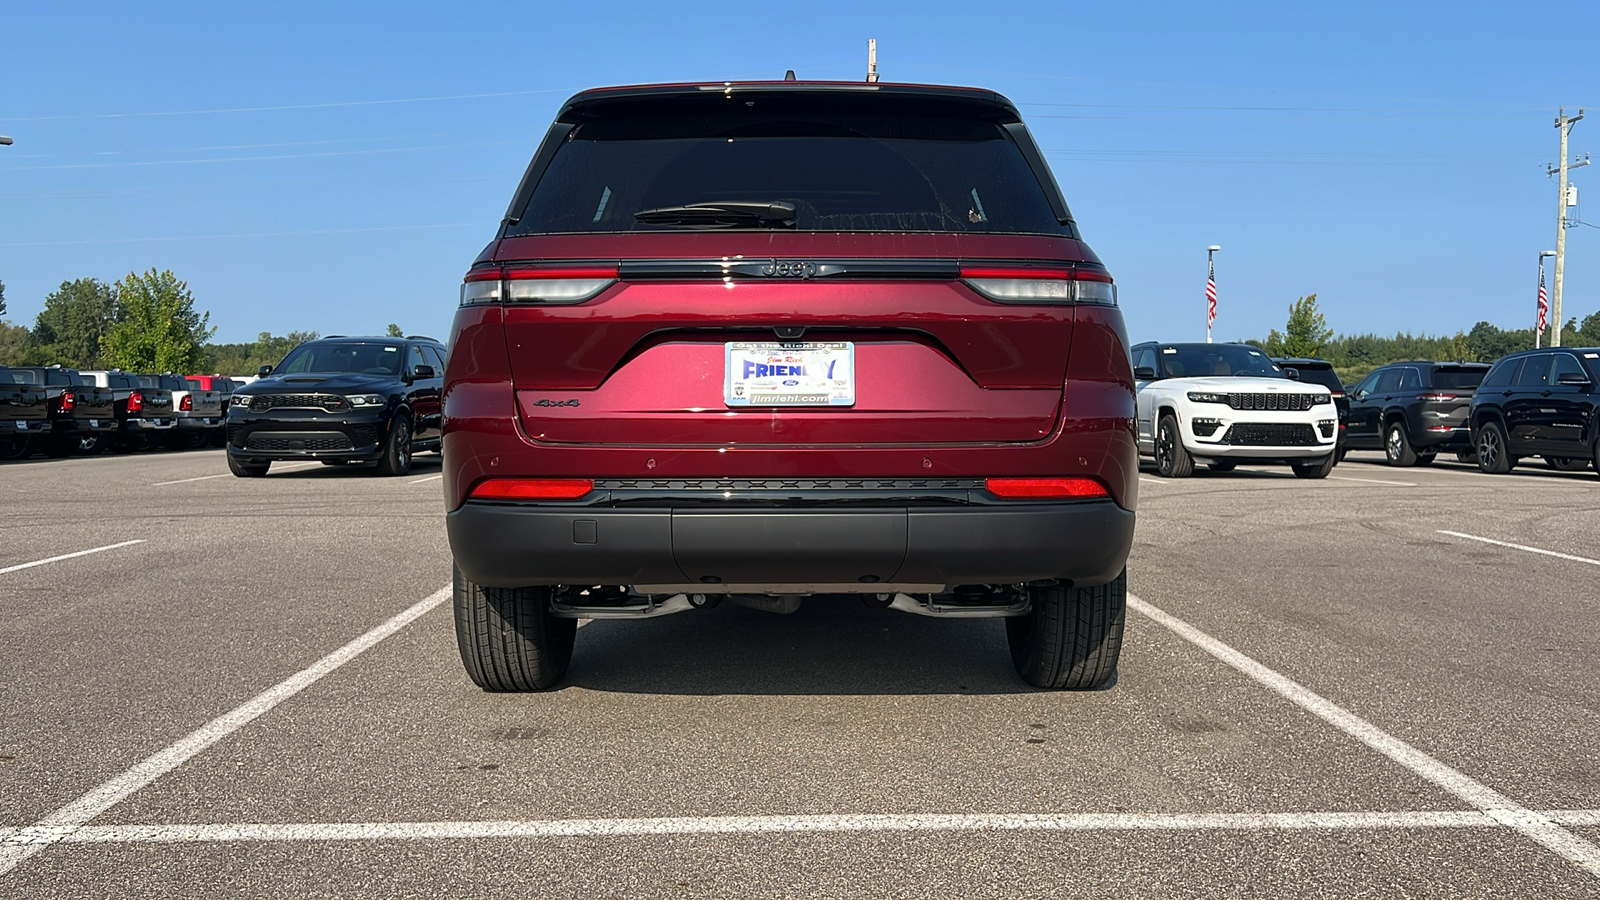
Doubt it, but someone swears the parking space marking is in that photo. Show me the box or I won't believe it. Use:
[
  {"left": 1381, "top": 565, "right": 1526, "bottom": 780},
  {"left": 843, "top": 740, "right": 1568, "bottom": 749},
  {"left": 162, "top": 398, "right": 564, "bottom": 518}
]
[
  {"left": 0, "top": 584, "right": 451, "bottom": 878},
  {"left": 1127, "top": 593, "right": 1600, "bottom": 878},
  {"left": 151, "top": 473, "right": 234, "bottom": 486},
  {"left": 408, "top": 474, "right": 443, "bottom": 485},
  {"left": 0, "top": 540, "right": 146, "bottom": 576},
  {"left": 28, "top": 810, "right": 1560, "bottom": 845},
  {"left": 1328, "top": 475, "right": 1416, "bottom": 487},
  {"left": 1438, "top": 530, "right": 1600, "bottom": 568}
]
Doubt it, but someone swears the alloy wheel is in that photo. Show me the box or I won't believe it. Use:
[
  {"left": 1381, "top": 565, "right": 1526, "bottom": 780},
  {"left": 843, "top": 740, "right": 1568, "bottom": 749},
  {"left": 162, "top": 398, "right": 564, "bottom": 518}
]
[{"left": 1478, "top": 429, "right": 1500, "bottom": 470}]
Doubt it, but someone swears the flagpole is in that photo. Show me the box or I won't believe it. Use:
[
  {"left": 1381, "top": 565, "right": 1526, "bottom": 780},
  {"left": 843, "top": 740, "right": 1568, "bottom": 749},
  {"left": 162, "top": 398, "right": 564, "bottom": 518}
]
[
  {"left": 1537, "top": 250, "right": 1555, "bottom": 348},
  {"left": 1206, "top": 245, "right": 1220, "bottom": 343}
]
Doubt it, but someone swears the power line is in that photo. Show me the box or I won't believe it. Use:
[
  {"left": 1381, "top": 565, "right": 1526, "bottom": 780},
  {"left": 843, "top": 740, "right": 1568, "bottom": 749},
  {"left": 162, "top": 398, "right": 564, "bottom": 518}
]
[{"left": 0, "top": 87, "right": 574, "bottom": 123}]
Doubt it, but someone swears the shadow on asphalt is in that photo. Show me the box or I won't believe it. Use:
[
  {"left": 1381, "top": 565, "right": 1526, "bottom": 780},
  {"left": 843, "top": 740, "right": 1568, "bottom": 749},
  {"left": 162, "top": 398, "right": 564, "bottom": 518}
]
[
  {"left": 266, "top": 454, "right": 444, "bottom": 478},
  {"left": 564, "top": 599, "right": 1053, "bottom": 696}
]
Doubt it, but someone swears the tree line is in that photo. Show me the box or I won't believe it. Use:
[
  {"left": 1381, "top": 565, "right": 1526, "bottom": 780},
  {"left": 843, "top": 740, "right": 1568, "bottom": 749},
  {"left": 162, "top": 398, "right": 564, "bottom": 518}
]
[
  {"left": 0, "top": 272, "right": 404, "bottom": 374},
  {"left": 1248, "top": 294, "right": 1600, "bottom": 384}
]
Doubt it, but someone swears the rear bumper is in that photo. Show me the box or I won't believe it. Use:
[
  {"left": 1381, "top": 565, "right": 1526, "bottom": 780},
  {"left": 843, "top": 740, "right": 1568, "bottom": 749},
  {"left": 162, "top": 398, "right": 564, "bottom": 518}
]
[
  {"left": 54, "top": 417, "right": 118, "bottom": 434},
  {"left": 448, "top": 500, "right": 1134, "bottom": 590},
  {"left": 1413, "top": 425, "right": 1472, "bottom": 450},
  {"left": 123, "top": 417, "right": 175, "bottom": 432},
  {"left": 0, "top": 419, "right": 52, "bottom": 437},
  {"left": 177, "top": 416, "right": 223, "bottom": 431}
]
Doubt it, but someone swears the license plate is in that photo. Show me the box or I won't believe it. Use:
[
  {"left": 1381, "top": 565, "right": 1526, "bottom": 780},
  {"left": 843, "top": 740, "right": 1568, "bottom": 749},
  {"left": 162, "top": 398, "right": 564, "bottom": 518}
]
[
  {"left": 15, "top": 421, "right": 25, "bottom": 431},
  {"left": 89, "top": 420, "right": 100, "bottom": 428},
  {"left": 724, "top": 342, "right": 855, "bottom": 407}
]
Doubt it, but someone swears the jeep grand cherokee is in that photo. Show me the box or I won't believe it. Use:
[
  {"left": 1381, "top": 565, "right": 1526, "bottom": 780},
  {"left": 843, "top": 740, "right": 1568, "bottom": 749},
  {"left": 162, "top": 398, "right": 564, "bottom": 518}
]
[{"left": 444, "top": 80, "right": 1137, "bottom": 690}]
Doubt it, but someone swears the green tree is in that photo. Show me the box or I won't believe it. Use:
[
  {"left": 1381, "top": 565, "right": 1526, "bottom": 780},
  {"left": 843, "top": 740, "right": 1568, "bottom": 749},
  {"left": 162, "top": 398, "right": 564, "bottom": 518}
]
[
  {"left": 0, "top": 322, "right": 28, "bottom": 365},
  {"left": 0, "top": 279, "right": 7, "bottom": 318},
  {"left": 1264, "top": 294, "right": 1333, "bottom": 358},
  {"left": 386, "top": 323, "right": 403, "bottom": 337},
  {"left": 99, "top": 269, "right": 215, "bottom": 372},
  {"left": 30, "top": 278, "right": 118, "bottom": 367},
  {"left": 207, "top": 330, "right": 319, "bottom": 373}
]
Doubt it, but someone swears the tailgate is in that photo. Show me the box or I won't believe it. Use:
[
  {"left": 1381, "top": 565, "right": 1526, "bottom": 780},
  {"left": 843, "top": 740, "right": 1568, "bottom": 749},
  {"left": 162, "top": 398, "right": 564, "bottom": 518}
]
[
  {"left": 505, "top": 277, "right": 1071, "bottom": 446},
  {"left": 0, "top": 387, "right": 50, "bottom": 423}
]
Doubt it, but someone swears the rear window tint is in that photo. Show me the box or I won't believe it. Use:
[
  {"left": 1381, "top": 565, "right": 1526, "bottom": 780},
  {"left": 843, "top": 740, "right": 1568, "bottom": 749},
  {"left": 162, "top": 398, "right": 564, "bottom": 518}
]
[
  {"left": 1514, "top": 357, "right": 1552, "bottom": 387},
  {"left": 1429, "top": 366, "right": 1487, "bottom": 390},
  {"left": 0, "top": 367, "right": 14, "bottom": 385},
  {"left": 8, "top": 368, "right": 42, "bottom": 385},
  {"left": 511, "top": 113, "right": 1067, "bottom": 236},
  {"left": 1482, "top": 359, "right": 1517, "bottom": 387}
]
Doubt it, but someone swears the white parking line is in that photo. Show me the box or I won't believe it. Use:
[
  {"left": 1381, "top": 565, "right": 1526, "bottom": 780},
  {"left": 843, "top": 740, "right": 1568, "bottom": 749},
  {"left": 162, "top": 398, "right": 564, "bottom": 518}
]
[
  {"left": 1328, "top": 475, "right": 1415, "bottom": 487},
  {"left": 0, "top": 584, "right": 452, "bottom": 877},
  {"left": 1438, "top": 530, "right": 1600, "bottom": 567},
  {"left": 408, "top": 474, "right": 443, "bottom": 485},
  {"left": 1127, "top": 593, "right": 1600, "bottom": 878},
  {"left": 1138, "top": 477, "right": 1164, "bottom": 485},
  {"left": 21, "top": 810, "right": 1540, "bottom": 845},
  {"left": 0, "top": 540, "right": 145, "bottom": 576},
  {"left": 150, "top": 461, "right": 319, "bottom": 486}
]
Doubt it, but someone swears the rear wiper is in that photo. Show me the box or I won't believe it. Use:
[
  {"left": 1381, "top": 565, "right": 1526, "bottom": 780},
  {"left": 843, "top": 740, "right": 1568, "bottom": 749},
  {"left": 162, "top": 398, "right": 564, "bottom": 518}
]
[{"left": 633, "top": 201, "right": 797, "bottom": 229}]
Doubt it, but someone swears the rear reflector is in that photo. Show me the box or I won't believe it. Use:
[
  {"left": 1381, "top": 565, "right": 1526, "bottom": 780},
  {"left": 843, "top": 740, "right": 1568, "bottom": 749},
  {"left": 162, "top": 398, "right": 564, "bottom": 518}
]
[
  {"left": 984, "top": 477, "right": 1110, "bottom": 499},
  {"left": 961, "top": 265, "right": 1116, "bottom": 306},
  {"left": 461, "top": 266, "right": 617, "bottom": 306},
  {"left": 469, "top": 478, "right": 595, "bottom": 500}
]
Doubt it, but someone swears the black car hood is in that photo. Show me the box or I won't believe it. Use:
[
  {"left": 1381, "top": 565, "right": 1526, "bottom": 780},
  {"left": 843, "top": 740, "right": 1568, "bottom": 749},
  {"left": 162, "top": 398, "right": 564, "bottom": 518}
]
[{"left": 239, "top": 373, "right": 397, "bottom": 396}]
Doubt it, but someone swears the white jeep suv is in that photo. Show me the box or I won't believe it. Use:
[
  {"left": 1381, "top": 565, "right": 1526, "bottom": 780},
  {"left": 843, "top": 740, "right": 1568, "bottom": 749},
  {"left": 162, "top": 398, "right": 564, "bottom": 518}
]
[{"left": 1131, "top": 342, "right": 1338, "bottom": 478}]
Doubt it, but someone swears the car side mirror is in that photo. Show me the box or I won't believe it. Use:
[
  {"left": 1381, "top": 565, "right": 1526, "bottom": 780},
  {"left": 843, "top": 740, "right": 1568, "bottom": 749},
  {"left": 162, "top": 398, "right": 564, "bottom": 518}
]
[
  {"left": 1133, "top": 366, "right": 1156, "bottom": 381},
  {"left": 257, "top": 365, "right": 273, "bottom": 378},
  {"left": 1284, "top": 369, "right": 1301, "bottom": 380},
  {"left": 412, "top": 364, "right": 435, "bottom": 380},
  {"left": 1557, "top": 371, "right": 1593, "bottom": 387}
]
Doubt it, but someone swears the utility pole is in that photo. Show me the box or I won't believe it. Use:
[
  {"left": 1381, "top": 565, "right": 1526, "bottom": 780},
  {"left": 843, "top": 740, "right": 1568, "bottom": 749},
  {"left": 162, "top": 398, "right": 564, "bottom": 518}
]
[{"left": 1548, "top": 108, "right": 1589, "bottom": 347}]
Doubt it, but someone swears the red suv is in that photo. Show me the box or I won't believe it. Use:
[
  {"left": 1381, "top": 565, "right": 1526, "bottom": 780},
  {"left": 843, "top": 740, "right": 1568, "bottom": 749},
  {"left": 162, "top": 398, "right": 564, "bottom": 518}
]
[{"left": 444, "top": 81, "right": 1137, "bottom": 691}]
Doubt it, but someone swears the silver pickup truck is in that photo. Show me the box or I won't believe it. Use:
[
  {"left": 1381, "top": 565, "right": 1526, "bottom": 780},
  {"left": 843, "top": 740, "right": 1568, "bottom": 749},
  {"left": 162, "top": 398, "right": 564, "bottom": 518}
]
[{"left": 146, "top": 374, "right": 223, "bottom": 449}]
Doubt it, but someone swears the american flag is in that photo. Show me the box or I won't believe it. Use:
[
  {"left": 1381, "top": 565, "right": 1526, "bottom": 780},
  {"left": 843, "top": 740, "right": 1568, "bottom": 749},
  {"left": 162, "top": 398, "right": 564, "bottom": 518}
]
[
  {"left": 1206, "top": 259, "right": 1217, "bottom": 329},
  {"left": 1538, "top": 267, "right": 1549, "bottom": 333}
]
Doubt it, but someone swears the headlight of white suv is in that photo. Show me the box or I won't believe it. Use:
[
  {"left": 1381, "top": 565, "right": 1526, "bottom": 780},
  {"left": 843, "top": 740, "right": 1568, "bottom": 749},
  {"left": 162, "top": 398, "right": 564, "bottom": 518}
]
[
  {"left": 1187, "top": 391, "right": 1229, "bottom": 403},
  {"left": 347, "top": 394, "right": 385, "bottom": 407},
  {"left": 1311, "top": 393, "right": 1332, "bottom": 406}
]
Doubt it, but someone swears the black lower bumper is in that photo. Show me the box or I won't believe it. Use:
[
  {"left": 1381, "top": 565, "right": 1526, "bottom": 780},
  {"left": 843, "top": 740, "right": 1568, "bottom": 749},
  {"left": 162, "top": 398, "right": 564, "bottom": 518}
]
[{"left": 448, "top": 500, "right": 1135, "bottom": 590}]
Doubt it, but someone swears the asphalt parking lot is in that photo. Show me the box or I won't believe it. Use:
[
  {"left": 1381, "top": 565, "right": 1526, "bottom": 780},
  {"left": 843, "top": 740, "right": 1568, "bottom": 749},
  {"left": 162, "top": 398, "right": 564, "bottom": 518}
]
[{"left": 2, "top": 449, "right": 1599, "bottom": 898}]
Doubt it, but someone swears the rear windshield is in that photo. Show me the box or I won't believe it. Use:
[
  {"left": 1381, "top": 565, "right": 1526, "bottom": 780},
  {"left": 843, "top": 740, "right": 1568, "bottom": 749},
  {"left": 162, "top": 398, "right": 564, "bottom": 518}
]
[
  {"left": 1430, "top": 367, "right": 1487, "bottom": 390},
  {"left": 1159, "top": 345, "right": 1284, "bottom": 379},
  {"left": 276, "top": 343, "right": 403, "bottom": 376},
  {"left": 7, "top": 368, "right": 42, "bottom": 385},
  {"left": 133, "top": 375, "right": 161, "bottom": 389},
  {"left": 511, "top": 113, "right": 1066, "bottom": 235},
  {"left": 1279, "top": 364, "right": 1343, "bottom": 392}
]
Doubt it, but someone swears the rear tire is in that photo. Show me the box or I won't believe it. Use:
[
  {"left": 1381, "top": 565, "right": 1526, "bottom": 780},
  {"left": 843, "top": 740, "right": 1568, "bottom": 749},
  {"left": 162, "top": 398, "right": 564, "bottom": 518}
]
[
  {"left": 1154, "top": 415, "right": 1194, "bottom": 478},
  {"left": 1476, "top": 420, "right": 1512, "bottom": 474},
  {"left": 1545, "top": 455, "right": 1588, "bottom": 472},
  {"left": 1384, "top": 422, "right": 1418, "bottom": 466},
  {"left": 1292, "top": 454, "right": 1336, "bottom": 479},
  {"left": 227, "top": 455, "right": 270, "bottom": 478},
  {"left": 1006, "top": 571, "right": 1126, "bottom": 690},
  {"left": 453, "top": 565, "right": 575, "bottom": 691},
  {"left": 375, "top": 414, "right": 413, "bottom": 476},
  {"left": 1206, "top": 460, "right": 1237, "bottom": 472}
]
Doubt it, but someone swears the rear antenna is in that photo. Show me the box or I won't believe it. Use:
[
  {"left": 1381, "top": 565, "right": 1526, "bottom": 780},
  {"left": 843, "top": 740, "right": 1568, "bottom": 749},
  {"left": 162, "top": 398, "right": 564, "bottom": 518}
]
[
  {"left": 784, "top": 69, "right": 796, "bottom": 81},
  {"left": 866, "top": 38, "right": 880, "bottom": 83}
]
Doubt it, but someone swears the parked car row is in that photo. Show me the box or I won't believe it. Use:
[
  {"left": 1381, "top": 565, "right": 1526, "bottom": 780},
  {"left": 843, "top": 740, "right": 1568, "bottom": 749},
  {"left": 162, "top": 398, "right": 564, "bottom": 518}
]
[
  {"left": 0, "top": 364, "right": 249, "bottom": 459},
  {"left": 1134, "top": 344, "right": 1600, "bottom": 478}
]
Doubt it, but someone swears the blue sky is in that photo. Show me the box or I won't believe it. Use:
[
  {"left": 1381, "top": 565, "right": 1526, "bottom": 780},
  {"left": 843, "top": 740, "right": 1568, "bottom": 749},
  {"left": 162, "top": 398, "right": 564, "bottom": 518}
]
[{"left": 1, "top": 1, "right": 1596, "bottom": 347}]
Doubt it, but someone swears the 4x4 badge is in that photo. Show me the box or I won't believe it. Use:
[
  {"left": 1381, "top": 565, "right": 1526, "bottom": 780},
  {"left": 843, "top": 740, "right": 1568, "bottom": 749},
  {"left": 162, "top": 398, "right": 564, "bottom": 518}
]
[{"left": 531, "top": 398, "right": 581, "bottom": 408}]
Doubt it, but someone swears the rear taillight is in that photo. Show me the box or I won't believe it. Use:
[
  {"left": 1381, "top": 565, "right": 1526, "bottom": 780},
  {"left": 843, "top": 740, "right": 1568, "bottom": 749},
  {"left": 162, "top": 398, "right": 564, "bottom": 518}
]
[
  {"left": 127, "top": 391, "right": 143, "bottom": 413},
  {"left": 960, "top": 265, "right": 1116, "bottom": 306},
  {"left": 468, "top": 478, "right": 596, "bottom": 500},
  {"left": 984, "top": 477, "right": 1110, "bottom": 499},
  {"left": 1418, "top": 393, "right": 1458, "bottom": 401},
  {"left": 58, "top": 390, "right": 75, "bottom": 413},
  {"left": 180, "top": 395, "right": 192, "bottom": 411},
  {"left": 460, "top": 265, "right": 617, "bottom": 307}
]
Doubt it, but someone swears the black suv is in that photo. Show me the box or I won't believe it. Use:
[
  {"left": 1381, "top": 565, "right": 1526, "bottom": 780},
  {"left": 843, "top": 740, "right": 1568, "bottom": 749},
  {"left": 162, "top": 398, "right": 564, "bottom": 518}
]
[
  {"left": 1346, "top": 361, "right": 1489, "bottom": 466},
  {"left": 227, "top": 336, "right": 446, "bottom": 477},
  {"left": 1470, "top": 348, "right": 1600, "bottom": 474},
  {"left": 1273, "top": 357, "right": 1348, "bottom": 457}
]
